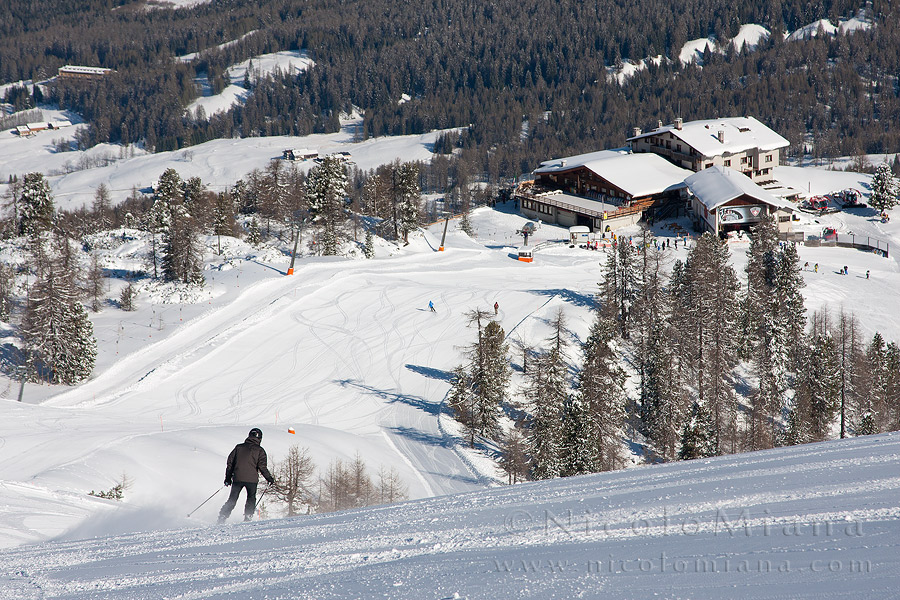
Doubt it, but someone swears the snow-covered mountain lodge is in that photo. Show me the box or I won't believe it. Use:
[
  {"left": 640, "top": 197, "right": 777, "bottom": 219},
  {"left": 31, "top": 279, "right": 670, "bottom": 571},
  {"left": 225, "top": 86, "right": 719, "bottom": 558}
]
[
  {"left": 516, "top": 116, "right": 796, "bottom": 235},
  {"left": 627, "top": 116, "right": 789, "bottom": 183}
]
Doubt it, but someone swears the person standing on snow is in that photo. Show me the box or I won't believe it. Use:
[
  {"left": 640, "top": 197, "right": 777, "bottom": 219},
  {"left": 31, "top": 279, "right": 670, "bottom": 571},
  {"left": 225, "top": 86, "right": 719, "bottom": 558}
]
[
  {"left": 429, "top": 300, "right": 436, "bottom": 313},
  {"left": 494, "top": 301, "right": 499, "bottom": 315},
  {"left": 218, "top": 428, "right": 276, "bottom": 523}
]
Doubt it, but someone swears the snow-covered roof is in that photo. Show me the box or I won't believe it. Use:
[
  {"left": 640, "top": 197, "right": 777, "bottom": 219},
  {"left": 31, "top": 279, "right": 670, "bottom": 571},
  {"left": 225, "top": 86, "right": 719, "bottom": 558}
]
[
  {"left": 58, "top": 65, "right": 112, "bottom": 76},
  {"left": 686, "top": 166, "right": 794, "bottom": 211},
  {"left": 627, "top": 116, "right": 789, "bottom": 157},
  {"left": 535, "top": 150, "right": 691, "bottom": 197}
]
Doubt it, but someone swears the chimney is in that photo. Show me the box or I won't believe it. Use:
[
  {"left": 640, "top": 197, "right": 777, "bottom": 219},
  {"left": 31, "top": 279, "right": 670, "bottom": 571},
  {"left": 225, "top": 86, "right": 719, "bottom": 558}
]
[
  {"left": 674, "top": 117, "right": 683, "bottom": 130},
  {"left": 717, "top": 130, "right": 725, "bottom": 143},
  {"left": 560, "top": 159, "right": 567, "bottom": 167},
  {"left": 657, "top": 120, "right": 663, "bottom": 129},
  {"left": 632, "top": 127, "right": 642, "bottom": 137}
]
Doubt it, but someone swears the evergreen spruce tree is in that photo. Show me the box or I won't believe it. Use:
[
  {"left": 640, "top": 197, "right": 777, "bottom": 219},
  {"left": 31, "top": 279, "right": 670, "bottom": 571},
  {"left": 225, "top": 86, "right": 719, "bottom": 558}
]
[
  {"left": 85, "top": 251, "right": 104, "bottom": 312},
  {"left": 472, "top": 319, "right": 510, "bottom": 440},
  {"left": 246, "top": 217, "right": 261, "bottom": 246},
  {"left": 862, "top": 332, "right": 888, "bottom": 433},
  {"left": 599, "top": 237, "right": 639, "bottom": 338},
  {"left": 881, "top": 342, "right": 900, "bottom": 432},
  {"left": 573, "top": 310, "right": 626, "bottom": 472},
  {"left": 305, "top": 156, "right": 348, "bottom": 256},
  {"left": 364, "top": 229, "right": 375, "bottom": 258},
  {"left": 674, "top": 232, "right": 741, "bottom": 454},
  {"left": 18, "top": 172, "right": 55, "bottom": 237},
  {"left": 561, "top": 396, "right": 595, "bottom": 476},
  {"left": 498, "top": 427, "right": 529, "bottom": 484},
  {"left": 119, "top": 281, "right": 137, "bottom": 311},
  {"left": 212, "top": 191, "right": 236, "bottom": 254},
  {"left": 448, "top": 364, "right": 476, "bottom": 447},
  {"left": 396, "top": 162, "right": 421, "bottom": 243},
  {"left": 162, "top": 203, "right": 204, "bottom": 285},
  {"left": 869, "top": 162, "right": 898, "bottom": 215},
  {"left": 0, "top": 264, "right": 14, "bottom": 321},
  {"left": 525, "top": 352, "right": 564, "bottom": 480},
  {"left": 527, "top": 309, "right": 569, "bottom": 479},
  {"left": 22, "top": 260, "right": 96, "bottom": 384},
  {"left": 678, "top": 401, "right": 717, "bottom": 460},
  {"left": 793, "top": 323, "right": 841, "bottom": 443},
  {"left": 92, "top": 183, "right": 112, "bottom": 230},
  {"left": 836, "top": 310, "right": 864, "bottom": 438},
  {"left": 745, "top": 216, "right": 784, "bottom": 450}
]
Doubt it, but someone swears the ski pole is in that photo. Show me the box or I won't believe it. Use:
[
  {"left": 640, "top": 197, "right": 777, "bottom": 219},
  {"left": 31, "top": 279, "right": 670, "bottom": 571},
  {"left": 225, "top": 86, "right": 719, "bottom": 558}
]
[
  {"left": 187, "top": 485, "right": 225, "bottom": 518},
  {"left": 253, "top": 485, "right": 270, "bottom": 513}
]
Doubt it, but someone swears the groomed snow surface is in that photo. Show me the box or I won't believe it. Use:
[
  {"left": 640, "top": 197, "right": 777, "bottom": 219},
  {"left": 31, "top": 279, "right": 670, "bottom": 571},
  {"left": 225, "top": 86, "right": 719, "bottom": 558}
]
[
  {"left": 0, "top": 109, "right": 898, "bottom": 597},
  {"left": 1, "top": 432, "right": 898, "bottom": 599},
  {"left": 0, "top": 197, "right": 898, "bottom": 597}
]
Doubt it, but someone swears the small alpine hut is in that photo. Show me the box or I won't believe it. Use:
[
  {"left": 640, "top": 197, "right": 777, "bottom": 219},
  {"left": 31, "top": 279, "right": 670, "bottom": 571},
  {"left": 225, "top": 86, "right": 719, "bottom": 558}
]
[{"left": 685, "top": 166, "right": 794, "bottom": 236}]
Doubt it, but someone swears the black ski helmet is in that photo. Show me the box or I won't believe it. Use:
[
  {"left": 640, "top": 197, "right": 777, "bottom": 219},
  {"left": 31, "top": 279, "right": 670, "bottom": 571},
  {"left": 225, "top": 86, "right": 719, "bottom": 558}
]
[{"left": 248, "top": 427, "right": 263, "bottom": 440}]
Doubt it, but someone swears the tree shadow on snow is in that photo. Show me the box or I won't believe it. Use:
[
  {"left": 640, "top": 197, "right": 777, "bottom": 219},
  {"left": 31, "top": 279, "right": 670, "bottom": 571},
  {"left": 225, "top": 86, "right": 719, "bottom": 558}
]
[
  {"left": 405, "top": 364, "right": 454, "bottom": 383},
  {"left": 527, "top": 288, "right": 596, "bottom": 310},
  {"left": 386, "top": 425, "right": 447, "bottom": 447},
  {"left": 336, "top": 379, "right": 442, "bottom": 416}
]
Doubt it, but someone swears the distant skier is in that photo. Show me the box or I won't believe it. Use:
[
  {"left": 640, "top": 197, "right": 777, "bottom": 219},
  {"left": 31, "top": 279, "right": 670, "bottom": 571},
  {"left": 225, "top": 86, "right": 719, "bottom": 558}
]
[
  {"left": 843, "top": 265, "right": 849, "bottom": 276},
  {"left": 218, "top": 428, "right": 276, "bottom": 523},
  {"left": 814, "top": 263, "right": 818, "bottom": 273},
  {"left": 429, "top": 300, "right": 436, "bottom": 313},
  {"left": 866, "top": 270, "right": 870, "bottom": 279},
  {"left": 494, "top": 301, "right": 499, "bottom": 315}
]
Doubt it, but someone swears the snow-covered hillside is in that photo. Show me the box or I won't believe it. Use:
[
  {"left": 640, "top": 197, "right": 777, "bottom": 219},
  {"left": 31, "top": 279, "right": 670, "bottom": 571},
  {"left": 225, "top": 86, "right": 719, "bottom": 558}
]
[
  {"left": 187, "top": 51, "right": 315, "bottom": 118},
  {"left": 1, "top": 432, "right": 897, "bottom": 599}
]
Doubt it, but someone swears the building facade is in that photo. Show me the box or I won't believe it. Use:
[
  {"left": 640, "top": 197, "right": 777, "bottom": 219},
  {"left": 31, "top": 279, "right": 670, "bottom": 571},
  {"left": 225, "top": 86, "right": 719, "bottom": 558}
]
[
  {"left": 627, "top": 116, "right": 789, "bottom": 183},
  {"left": 516, "top": 149, "right": 692, "bottom": 232},
  {"left": 685, "top": 166, "right": 794, "bottom": 235}
]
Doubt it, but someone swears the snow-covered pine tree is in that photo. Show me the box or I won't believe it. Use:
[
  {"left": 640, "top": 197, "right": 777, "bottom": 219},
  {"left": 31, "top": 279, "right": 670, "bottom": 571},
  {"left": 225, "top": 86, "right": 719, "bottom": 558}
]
[
  {"left": 561, "top": 395, "right": 595, "bottom": 476},
  {"left": 861, "top": 332, "right": 888, "bottom": 433},
  {"left": 775, "top": 242, "right": 807, "bottom": 369},
  {"left": 448, "top": 364, "right": 476, "bottom": 447},
  {"left": 882, "top": 342, "right": 900, "bottom": 432},
  {"left": 396, "top": 162, "right": 421, "bottom": 244},
  {"left": 22, "top": 261, "right": 96, "bottom": 384},
  {"left": 527, "top": 309, "right": 569, "bottom": 479},
  {"left": 472, "top": 319, "right": 510, "bottom": 440},
  {"left": 212, "top": 191, "right": 236, "bottom": 254},
  {"left": 599, "top": 236, "right": 639, "bottom": 338},
  {"left": 791, "top": 320, "right": 841, "bottom": 443},
  {"left": 524, "top": 352, "right": 564, "bottom": 480},
  {"left": 119, "top": 280, "right": 137, "bottom": 311},
  {"left": 679, "top": 401, "right": 717, "bottom": 460},
  {"left": 246, "top": 217, "right": 261, "bottom": 246},
  {"left": 85, "top": 251, "right": 104, "bottom": 312},
  {"left": 92, "top": 183, "right": 112, "bottom": 230},
  {"left": 305, "top": 156, "right": 348, "bottom": 255},
  {"left": 745, "top": 216, "right": 784, "bottom": 450},
  {"left": 498, "top": 427, "right": 529, "bottom": 484},
  {"left": 574, "top": 310, "right": 626, "bottom": 472},
  {"left": 677, "top": 232, "right": 741, "bottom": 454},
  {"left": 630, "top": 228, "right": 680, "bottom": 458},
  {"left": 162, "top": 203, "right": 204, "bottom": 285},
  {"left": 182, "top": 176, "right": 205, "bottom": 219},
  {"left": 836, "top": 310, "right": 864, "bottom": 438},
  {"left": 458, "top": 200, "right": 474, "bottom": 237},
  {"left": 0, "top": 264, "right": 13, "bottom": 321},
  {"left": 364, "top": 229, "right": 375, "bottom": 258},
  {"left": 18, "top": 172, "right": 55, "bottom": 237},
  {"left": 869, "top": 162, "right": 898, "bottom": 215}
]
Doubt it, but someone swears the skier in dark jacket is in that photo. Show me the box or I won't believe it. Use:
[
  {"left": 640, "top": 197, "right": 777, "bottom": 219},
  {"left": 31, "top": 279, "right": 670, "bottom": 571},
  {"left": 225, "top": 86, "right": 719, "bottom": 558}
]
[{"left": 218, "top": 428, "right": 276, "bottom": 523}]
